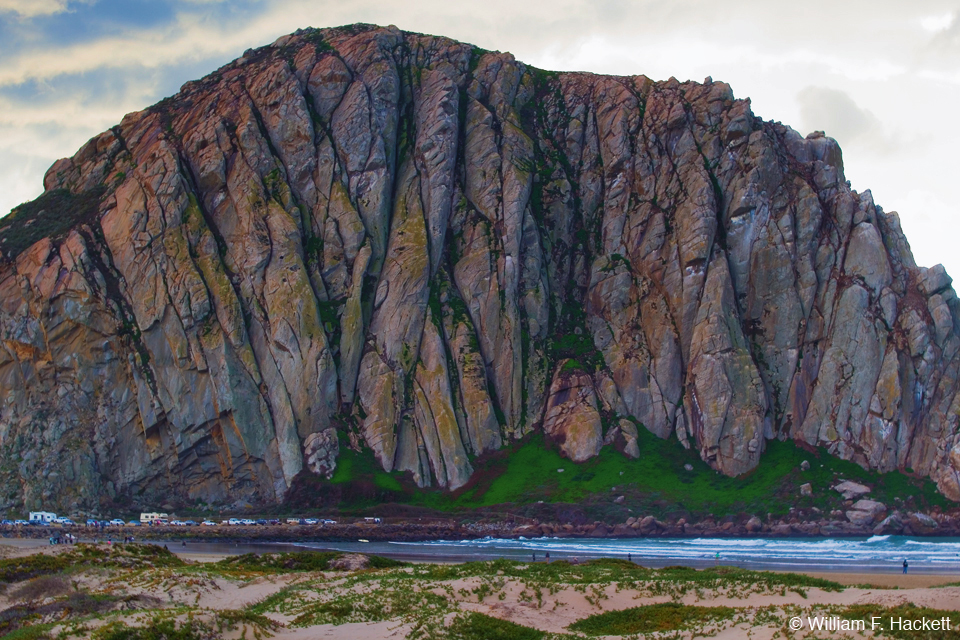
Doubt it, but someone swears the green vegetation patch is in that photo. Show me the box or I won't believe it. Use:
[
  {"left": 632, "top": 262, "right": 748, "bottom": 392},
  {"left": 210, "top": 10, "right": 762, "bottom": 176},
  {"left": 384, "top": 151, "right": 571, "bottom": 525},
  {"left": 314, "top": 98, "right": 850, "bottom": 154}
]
[
  {"left": 569, "top": 602, "right": 735, "bottom": 636},
  {"left": 216, "top": 551, "right": 339, "bottom": 573},
  {"left": 0, "top": 593, "right": 136, "bottom": 638},
  {"left": 92, "top": 619, "right": 213, "bottom": 640},
  {"left": 0, "top": 555, "right": 71, "bottom": 584},
  {"left": 321, "top": 426, "right": 950, "bottom": 518},
  {"left": 839, "top": 604, "right": 960, "bottom": 639},
  {"left": 0, "top": 186, "right": 106, "bottom": 260},
  {"left": 215, "top": 551, "right": 405, "bottom": 574},
  {"left": 448, "top": 612, "right": 544, "bottom": 640},
  {"left": 0, "top": 544, "right": 182, "bottom": 584}
]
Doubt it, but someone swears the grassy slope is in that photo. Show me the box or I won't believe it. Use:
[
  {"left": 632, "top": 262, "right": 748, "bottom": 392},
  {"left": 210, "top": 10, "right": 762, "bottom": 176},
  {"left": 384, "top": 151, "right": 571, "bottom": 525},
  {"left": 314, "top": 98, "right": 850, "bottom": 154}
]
[
  {"left": 0, "top": 187, "right": 106, "bottom": 259},
  {"left": 310, "top": 427, "right": 950, "bottom": 519}
]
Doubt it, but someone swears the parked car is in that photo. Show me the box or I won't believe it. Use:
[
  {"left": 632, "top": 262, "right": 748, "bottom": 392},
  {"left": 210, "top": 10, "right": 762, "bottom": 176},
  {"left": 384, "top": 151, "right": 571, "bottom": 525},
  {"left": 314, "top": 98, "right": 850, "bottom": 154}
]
[
  {"left": 201, "top": 520, "right": 217, "bottom": 526},
  {"left": 322, "top": 519, "right": 337, "bottom": 525},
  {"left": 255, "top": 519, "right": 268, "bottom": 526},
  {"left": 127, "top": 521, "right": 140, "bottom": 526},
  {"left": 184, "top": 520, "right": 198, "bottom": 526},
  {"left": 227, "top": 518, "right": 242, "bottom": 526},
  {"left": 286, "top": 518, "right": 301, "bottom": 525},
  {"left": 86, "top": 519, "right": 99, "bottom": 526},
  {"left": 303, "top": 518, "right": 319, "bottom": 525},
  {"left": 241, "top": 519, "right": 256, "bottom": 526},
  {"left": 14, "top": 519, "right": 28, "bottom": 526},
  {"left": 170, "top": 520, "right": 186, "bottom": 526},
  {"left": 109, "top": 519, "right": 125, "bottom": 526},
  {"left": 1, "top": 519, "right": 12, "bottom": 526},
  {"left": 268, "top": 519, "right": 280, "bottom": 525},
  {"left": 54, "top": 517, "right": 75, "bottom": 525}
]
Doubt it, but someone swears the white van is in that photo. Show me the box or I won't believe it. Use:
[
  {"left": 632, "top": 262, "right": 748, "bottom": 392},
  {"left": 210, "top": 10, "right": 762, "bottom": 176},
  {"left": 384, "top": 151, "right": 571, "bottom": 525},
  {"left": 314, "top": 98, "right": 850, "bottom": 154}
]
[{"left": 29, "top": 511, "right": 56, "bottom": 524}]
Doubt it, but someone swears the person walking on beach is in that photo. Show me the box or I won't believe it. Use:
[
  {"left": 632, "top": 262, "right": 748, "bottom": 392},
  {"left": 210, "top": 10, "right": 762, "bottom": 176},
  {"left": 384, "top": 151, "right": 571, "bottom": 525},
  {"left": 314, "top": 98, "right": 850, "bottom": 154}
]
[{"left": 903, "top": 559, "right": 908, "bottom": 574}]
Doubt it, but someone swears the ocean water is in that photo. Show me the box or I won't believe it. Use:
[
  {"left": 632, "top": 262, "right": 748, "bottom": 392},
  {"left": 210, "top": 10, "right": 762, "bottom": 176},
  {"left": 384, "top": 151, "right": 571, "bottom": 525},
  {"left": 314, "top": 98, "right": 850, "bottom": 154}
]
[{"left": 299, "top": 536, "right": 960, "bottom": 573}]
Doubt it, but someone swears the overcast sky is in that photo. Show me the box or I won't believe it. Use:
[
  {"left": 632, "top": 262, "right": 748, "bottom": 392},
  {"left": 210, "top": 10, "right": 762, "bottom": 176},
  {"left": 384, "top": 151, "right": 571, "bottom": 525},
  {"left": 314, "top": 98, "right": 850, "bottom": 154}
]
[{"left": 2, "top": 0, "right": 959, "bottom": 276}]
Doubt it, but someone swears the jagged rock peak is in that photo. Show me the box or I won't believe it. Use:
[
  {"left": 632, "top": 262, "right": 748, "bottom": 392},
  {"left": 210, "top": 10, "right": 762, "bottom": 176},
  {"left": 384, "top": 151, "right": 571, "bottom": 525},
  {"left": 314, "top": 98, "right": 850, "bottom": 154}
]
[{"left": 1, "top": 23, "right": 959, "bottom": 512}]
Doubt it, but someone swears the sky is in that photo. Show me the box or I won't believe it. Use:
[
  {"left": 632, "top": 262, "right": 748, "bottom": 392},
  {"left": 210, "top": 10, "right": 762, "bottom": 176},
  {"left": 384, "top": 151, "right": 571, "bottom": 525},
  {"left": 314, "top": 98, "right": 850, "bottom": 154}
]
[{"left": 1, "top": 0, "right": 959, "bottom": 276}]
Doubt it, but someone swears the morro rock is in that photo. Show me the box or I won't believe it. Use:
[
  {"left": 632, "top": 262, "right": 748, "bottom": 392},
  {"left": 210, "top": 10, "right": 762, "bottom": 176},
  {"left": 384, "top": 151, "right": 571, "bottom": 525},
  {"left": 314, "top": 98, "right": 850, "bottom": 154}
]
[{"left": 2, "top": 24, "right": 960, "bottom": 511}]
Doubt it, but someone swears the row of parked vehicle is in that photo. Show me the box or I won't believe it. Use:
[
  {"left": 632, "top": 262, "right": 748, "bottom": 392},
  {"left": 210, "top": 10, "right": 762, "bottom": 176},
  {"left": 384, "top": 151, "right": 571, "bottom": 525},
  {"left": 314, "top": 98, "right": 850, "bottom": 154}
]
[
  {"left": 1, "top": 517, "right": 348, "bottom": 527},
  {"left": 0, "top": 514, "right": 380, "bottom": 528},
  {"left": 0, "top": 518, "right": 129, "bottom": 526}
]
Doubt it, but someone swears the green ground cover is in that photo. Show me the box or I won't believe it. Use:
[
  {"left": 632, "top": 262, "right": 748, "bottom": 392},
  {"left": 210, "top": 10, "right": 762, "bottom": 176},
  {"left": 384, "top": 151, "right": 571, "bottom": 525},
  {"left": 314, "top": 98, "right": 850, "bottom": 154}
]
[
  {"left": 568, "top": 602, "right": 735, "bottom": 636},
  {"left": 320, "top": 427, "right": 949, "bottom": 518}
]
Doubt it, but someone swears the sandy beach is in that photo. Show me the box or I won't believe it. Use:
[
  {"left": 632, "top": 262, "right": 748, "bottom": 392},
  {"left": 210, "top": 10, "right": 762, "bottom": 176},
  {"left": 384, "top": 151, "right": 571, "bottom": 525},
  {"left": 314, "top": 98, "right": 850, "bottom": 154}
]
[{"left": 1, "top": 538, "right": 959, "bottom": 639}]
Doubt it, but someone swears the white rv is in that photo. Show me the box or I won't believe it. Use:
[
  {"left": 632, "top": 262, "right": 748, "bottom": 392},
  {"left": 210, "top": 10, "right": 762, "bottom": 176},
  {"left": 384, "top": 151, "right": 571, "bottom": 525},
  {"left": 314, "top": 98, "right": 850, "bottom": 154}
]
[
  {"left": 28, "top": 511, "right": 56, "bottom": 524},
  {"left": 139, "top": 512, "right": 169, "bottom": 524}
]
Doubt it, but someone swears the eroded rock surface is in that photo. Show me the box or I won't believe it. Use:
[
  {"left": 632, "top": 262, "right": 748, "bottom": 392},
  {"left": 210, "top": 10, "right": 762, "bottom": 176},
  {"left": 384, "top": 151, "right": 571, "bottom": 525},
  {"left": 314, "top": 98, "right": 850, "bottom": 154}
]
[{"left": 2, "top": 25, "right": 960, "bottom": 511}]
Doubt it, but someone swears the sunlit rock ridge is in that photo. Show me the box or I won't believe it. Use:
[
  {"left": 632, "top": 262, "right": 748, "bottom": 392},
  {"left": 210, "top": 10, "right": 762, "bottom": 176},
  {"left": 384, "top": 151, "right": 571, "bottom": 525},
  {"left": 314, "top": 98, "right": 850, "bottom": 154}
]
[{"left": 2, "top": 24, "right": 959, "bottom": 512}]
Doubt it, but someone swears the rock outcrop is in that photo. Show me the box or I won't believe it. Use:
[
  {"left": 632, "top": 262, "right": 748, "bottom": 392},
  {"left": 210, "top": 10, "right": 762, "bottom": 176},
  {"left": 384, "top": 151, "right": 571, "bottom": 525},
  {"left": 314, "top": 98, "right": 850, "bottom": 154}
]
[{"left": 2, "top": 24, "right": 960, "bottom": 511}]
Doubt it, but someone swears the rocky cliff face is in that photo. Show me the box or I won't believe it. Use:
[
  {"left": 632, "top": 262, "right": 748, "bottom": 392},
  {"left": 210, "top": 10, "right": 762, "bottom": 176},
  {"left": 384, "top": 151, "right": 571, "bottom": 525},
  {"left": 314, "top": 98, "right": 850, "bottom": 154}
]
[{"left": 2, "top": 24, "right": 960, "bottom": 513}]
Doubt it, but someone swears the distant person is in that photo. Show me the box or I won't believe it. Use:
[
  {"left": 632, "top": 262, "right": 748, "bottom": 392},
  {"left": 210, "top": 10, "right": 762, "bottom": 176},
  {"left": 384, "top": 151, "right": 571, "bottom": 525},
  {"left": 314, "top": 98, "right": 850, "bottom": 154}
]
[
  {"left": 182, "top": 541, "right": 186, "bottom": 548},
  {"left": 532, "top": 553, "right": 536, "bottom": 562},
  {"left": 628, "top": 553, "right": 631, "bottom": 562},
  {"left": 715, "top": 552, "right": 720, "bottom": 566},
  {"left": 903, "top": 559, "right": 908, "bottom": 574},
  {"left": 545, "top": 552, "right": 550, "bottom": 563}
]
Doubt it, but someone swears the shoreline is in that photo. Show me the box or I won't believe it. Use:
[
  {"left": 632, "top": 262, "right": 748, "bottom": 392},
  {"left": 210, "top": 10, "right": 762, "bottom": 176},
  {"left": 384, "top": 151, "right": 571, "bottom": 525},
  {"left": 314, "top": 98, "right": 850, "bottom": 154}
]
[
  {"left": 5, "top": 536, "right": 959, "bottom": 580},
  {"left": 2, "top": 515, "right": 959, "bottom": 544}
]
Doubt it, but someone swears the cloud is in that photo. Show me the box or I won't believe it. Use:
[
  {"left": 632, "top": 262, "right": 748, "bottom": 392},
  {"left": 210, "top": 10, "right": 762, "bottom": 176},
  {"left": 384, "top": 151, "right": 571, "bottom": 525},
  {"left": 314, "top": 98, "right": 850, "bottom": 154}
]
[
  {"left": 919, "top": 12, "right": 954, "bottom": 32},
  {"left": 0, "top": 0, "right": 69, "bottom": 18},
  {"left": 797, "top": 86, "right": 894, "bottom": 150}
]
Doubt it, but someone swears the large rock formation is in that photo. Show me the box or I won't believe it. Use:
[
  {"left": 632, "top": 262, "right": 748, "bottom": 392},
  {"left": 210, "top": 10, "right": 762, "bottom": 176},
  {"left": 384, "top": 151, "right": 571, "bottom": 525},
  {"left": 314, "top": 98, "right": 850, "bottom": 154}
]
[{"left": 2, "top": 24, "right": 960, "bottom": 512}]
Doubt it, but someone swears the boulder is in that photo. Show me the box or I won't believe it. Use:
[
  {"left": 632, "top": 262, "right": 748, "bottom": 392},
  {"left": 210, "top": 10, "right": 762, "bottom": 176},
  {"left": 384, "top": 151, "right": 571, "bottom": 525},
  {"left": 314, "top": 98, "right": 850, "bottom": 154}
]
[
  {"left": 745, "top": 516, "right": 763, "bottom": 532},
  {"left": 619, "top": 419, "right": 641, "bottom": 459},
  {"left": 873, "top": 514, "right": 904, "bottom": 535},
  {"left": 303, "top": 429, "right": 339, "bottom": 478},
  {"left": 846, "top": 499, "right": 886, "bottom": 526},
  {"left": 800, "top": 483, "right": 812, "bottom": 497},
  {"left": 542, "top": 364, "right": 603, "bottom": 462},
  {"left": 833, "top": 481, "right": 871, "bottom": 500},
  {"left": 909, "top": 512, "right": 939, "bottom": 531}
]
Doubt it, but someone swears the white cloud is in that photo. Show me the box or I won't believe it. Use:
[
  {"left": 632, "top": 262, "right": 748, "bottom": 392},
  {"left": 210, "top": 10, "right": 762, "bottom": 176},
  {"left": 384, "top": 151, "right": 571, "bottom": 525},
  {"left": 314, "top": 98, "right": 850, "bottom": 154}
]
[
  {"left": 919, "top": 12, "right": 954, "bottom": 32},
  {"left": 0, "top": 0, "right": 69, "bottom": 18}
]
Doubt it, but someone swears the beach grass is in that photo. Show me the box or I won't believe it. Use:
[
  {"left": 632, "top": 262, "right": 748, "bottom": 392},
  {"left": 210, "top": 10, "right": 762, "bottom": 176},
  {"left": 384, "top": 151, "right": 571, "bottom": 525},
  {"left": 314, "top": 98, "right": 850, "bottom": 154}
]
[
  {"left": 838, "top": 604, "right": 960, "bottom": 639},
  {"left": 0, "top": 543, "right": 955, "bottom": 640},
  {"left": 568, "top": 602, "right": 735, "bottom": 635}
]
